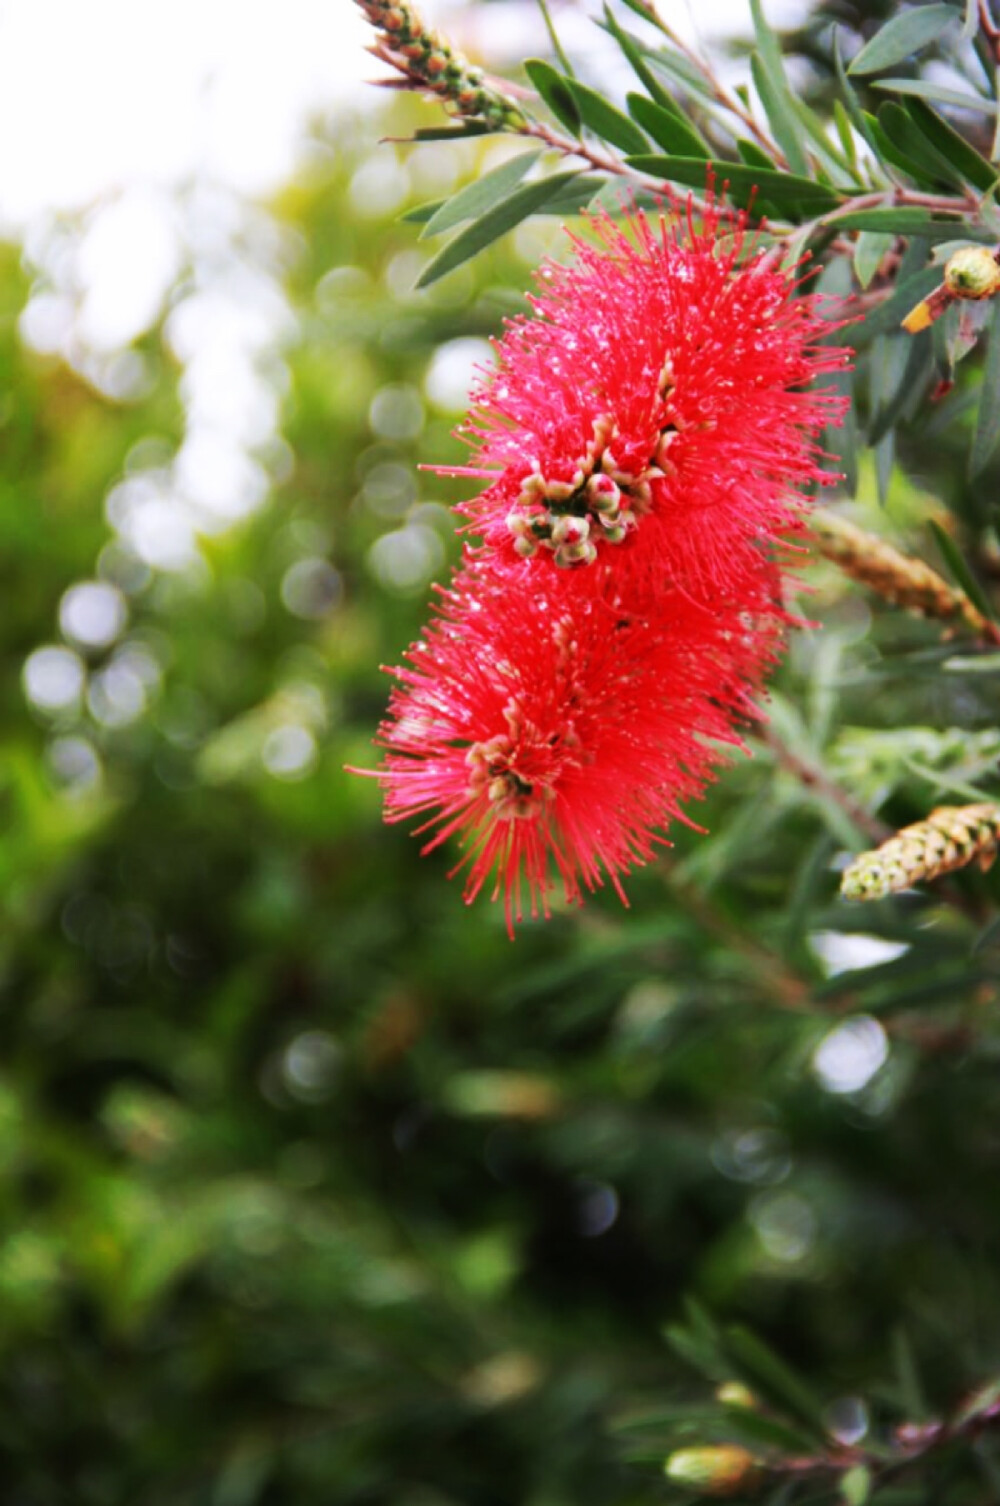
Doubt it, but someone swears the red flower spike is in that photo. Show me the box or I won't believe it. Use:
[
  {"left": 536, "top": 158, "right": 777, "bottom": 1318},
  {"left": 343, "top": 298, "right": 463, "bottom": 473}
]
[
  {"left": 456, "top": 200, "right": 851, "bottom": 603},
  {"left": 370, "top": 556, "right": 786, "bottom": 934}
]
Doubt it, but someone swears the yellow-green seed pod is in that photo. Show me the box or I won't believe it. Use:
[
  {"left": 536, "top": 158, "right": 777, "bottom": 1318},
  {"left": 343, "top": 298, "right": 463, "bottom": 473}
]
[
  {"left": 664, "top": 1444, "right": 761, "bottom": 1496},
  {"left": 944, "top": 246, "right": 1000, "bottom": 300}
]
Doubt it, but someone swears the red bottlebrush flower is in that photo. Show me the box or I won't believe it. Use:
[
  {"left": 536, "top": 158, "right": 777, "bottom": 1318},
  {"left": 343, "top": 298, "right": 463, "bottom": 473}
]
[
  {"left": 370, "top": 555, "right": 785, "bottom": 933},
  {"left": 455, "top": 200, "right": 850, "bottom": 602}
]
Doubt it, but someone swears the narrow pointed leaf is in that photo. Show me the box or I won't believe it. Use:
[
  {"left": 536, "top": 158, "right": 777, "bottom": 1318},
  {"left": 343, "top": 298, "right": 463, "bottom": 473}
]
[
  {"left": 789, "top": 95, "right": 860, "bottom": 181},
  {"left": 644, "top": 46, "right": 719, "bottom": 103},
  {"left": 716, "top": 1407, "right": 821, "bottom": 1455},
  {"left": 869, "top": 335, "right": 934, "bottom": 443},
  {"left": 627, "top": 93, "right": 709, "bottom": 157},
  {"left": 724, "top": 1326, "right": 827, "bottom": 1436},
  {"left": 849, "top": 5, "right": 955, "bottom": 76},
  {"left": 737, "top": 139, "right": 775, "bottom": 170},
  {"left": 535, "top": 0, "right": 574, "bottom": 76},
  {"left": 873, "top": 78, "right": 997, "bottom": 116},
  {"left": 970, "top": 297, "right": 1000, "bottom": 479},
  {"left": 413, "top": 122, "right": 494, "bottom": 140},
  {"left": 625, "top": 155, "right": 842, "bottom": 217},
  {"left": 928, "top": 519, "right": 996, "bottom": 618},
  {"left": 830, "top": 208, "right": 985, "bottom": 237},
  {"left": 400, "top": 198, "right": 446, "bottom": 224},
  {"left": 415, "top": 171, "right": 582, "bottom": 288},
  {"left": 566, "top": 77, "right": 650, "bottom": 153},
  {"left": 903, "top": 97, "right": 998, "bottom": 193},
  {"left": 420, "top": 151, "right": 542, "bottom": 239},
  {"left": 663, "top": 1324, "right": 730, "bottom": 1383},
  {"left": 891, "top": 1328, "right": 929, "bottom": 1421},
  {"left": 856, "top": 267, "right": 940, "bottom": 343},
  {"left": 749, "top": 50, "right": 808, "bottom": 176},
  {"left": 875, "top": 429, "right": 895, "bottom": 504},
  {"left": 862, "top": 111, "right": 944, "bottom": 187},
  {"left": 600, "top": 7, "right": 679, "bottom": 114},
  {"left": 834, "top": 30, "right": 878, "bottom": 151},
  {"left": 538, "top": 173, "right": 608, "bottom": 213},
  {"left": 878, "top": 102, "right": 963, "bottom": 187},
  {"left": 524, "top": 58, "right": 581, "bottom": 135},
  {"left": 834, "top": 100, "right": 860, "bottom": 167}
]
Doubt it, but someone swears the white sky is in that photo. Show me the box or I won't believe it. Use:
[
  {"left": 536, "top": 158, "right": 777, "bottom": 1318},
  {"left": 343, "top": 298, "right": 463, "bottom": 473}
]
[
  {"left": 0, "top": 0, "right": 805, "bottom": 226},
  {"left": 0, "top": 0, "right": 371, "bottom": 226}
]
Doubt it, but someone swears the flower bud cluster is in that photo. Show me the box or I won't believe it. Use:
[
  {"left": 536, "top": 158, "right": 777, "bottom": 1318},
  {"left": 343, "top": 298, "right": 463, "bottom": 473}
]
[
  {"left": 505, "top": 415, "right": 659, "bottom": 568},
  {"left": 466, "top": 719, "right": 544, "bottom": 820},
  {"left": 357, "top": 0, "right": 527, "bottom": 127}
]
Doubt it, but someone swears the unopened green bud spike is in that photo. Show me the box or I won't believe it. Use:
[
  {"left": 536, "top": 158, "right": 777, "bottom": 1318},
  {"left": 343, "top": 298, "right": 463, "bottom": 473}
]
[{"left": 842, "top": 804, "right": 1000, "bottom": 901}]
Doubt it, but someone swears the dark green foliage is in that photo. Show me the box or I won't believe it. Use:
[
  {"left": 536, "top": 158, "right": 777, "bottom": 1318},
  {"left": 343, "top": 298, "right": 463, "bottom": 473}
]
[{"left": 8, "top": 1, "right": 1000, "bottom": 1500}]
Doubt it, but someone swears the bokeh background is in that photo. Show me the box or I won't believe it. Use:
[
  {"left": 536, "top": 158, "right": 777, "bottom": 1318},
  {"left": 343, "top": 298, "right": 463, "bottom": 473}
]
[{"left": 4, "top": 1, "right": 1000, "bottom": 1500}]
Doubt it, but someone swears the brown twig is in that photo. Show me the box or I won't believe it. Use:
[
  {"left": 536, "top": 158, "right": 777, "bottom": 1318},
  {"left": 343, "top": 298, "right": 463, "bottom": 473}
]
[{"left": 759, "top": 726, "right": 890, "bottom": 845}]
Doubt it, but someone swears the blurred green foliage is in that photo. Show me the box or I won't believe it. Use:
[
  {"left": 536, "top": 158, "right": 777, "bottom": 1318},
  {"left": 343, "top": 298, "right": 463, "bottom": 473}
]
[{"left": 3, "top": 77, "right": 1000, "bottom": 1504}]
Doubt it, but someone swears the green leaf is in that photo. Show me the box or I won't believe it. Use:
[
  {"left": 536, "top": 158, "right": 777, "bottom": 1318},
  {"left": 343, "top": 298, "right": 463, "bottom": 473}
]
[
  {"left": 857, "top": 266, "right": 940, "bottom": 343},
  {"left": 415, "top": 171, "right": 582, "bottom": 288},
  {"left": 625, "top": 156, "right": 843, "bottom": 218},
  {"left": 841, "top": 1464, "right": 872, "bottom": 1506},
  {"left": 626, "top": 93, "right": 709, "bottom": 158},
  {"left": 834, "top": 30, "right": 879, "bottom": 152},
  {"left": 749, "top": 52, "right": 807, "bottom": 176},
  {"left": 875, "top": 428, "right": 895, "bottom": 504},
  {"left": 877, "top": 102, "right": 963, "bottom": 188},
  {"left": 891, "top": 1327, "right": 929, "bottom": 1421},
  {"left": 400, "top": 198, "right": 445, "bottom": 224},
  {"left": 747, "top": 0, "right": 810, "bottom": 174},
  {"left": 928, "top": 519, "right": 996, "bottom": 618},
  {"left": 970, "top": 298, "right": 1000, "bottom": 476},
  {"left": 600, "top": 8, "right": 680, "bottom": 115},
  {"left": 833, "top": 100, "right": 860, "bottom": 168},
  {"left": 413, "top": 122, "right": 494, "bottom": 140},
  {"left": 644, "top": 46, "right": 719, "bottom": 104},
  {"left": 849, "top": 5, "right": 955, "bottom": 76},
  {"left": 717, "top": 1405, "right": 823, "bottom": 1457},
  {"left": 825, "top": 363, "right": 858, "bottom": 491},
  {"left": 830, "top": 208, "right": 992, "bottom": 239},
  {"left": 420, "top": 151, "right": 542, "bottom": 239},
  {"left": 566, "top": 77, "right": 650, "bottom": 153},
  {"left": 863, "top": 109, "right": 946, "bottom": 188},
  {"left": 869, "top": 333, "right": 933, "bottom": 443},
  {"left": 663, "top": 1323, "right": 730, "bottom": 1384},
  {"left": 903, "top": 97, "right": 998, "bottom": 193},
  {"left": 723, "top": 1326, "right": 827, "bottom": 1437},
  {"left": 737, "top": 139, "right": 775, "bottom": 170},
  {"left": 538, "top": 173, "right": 609, "bottom": 213},
  {"left": 789, "top": 95, "right": 861, "bottom": 182},
  {"left": 524, "top": 58, "right": 581, "bottom": 135},
  {"left": 873, "top": 77, "right": 997, "bottom": 116},
  {"left": 535, "top": 0, "right": 574, "bottom": 76},
  {"left": 854, "top": 229, "right": 893, "bottom": 288}
]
